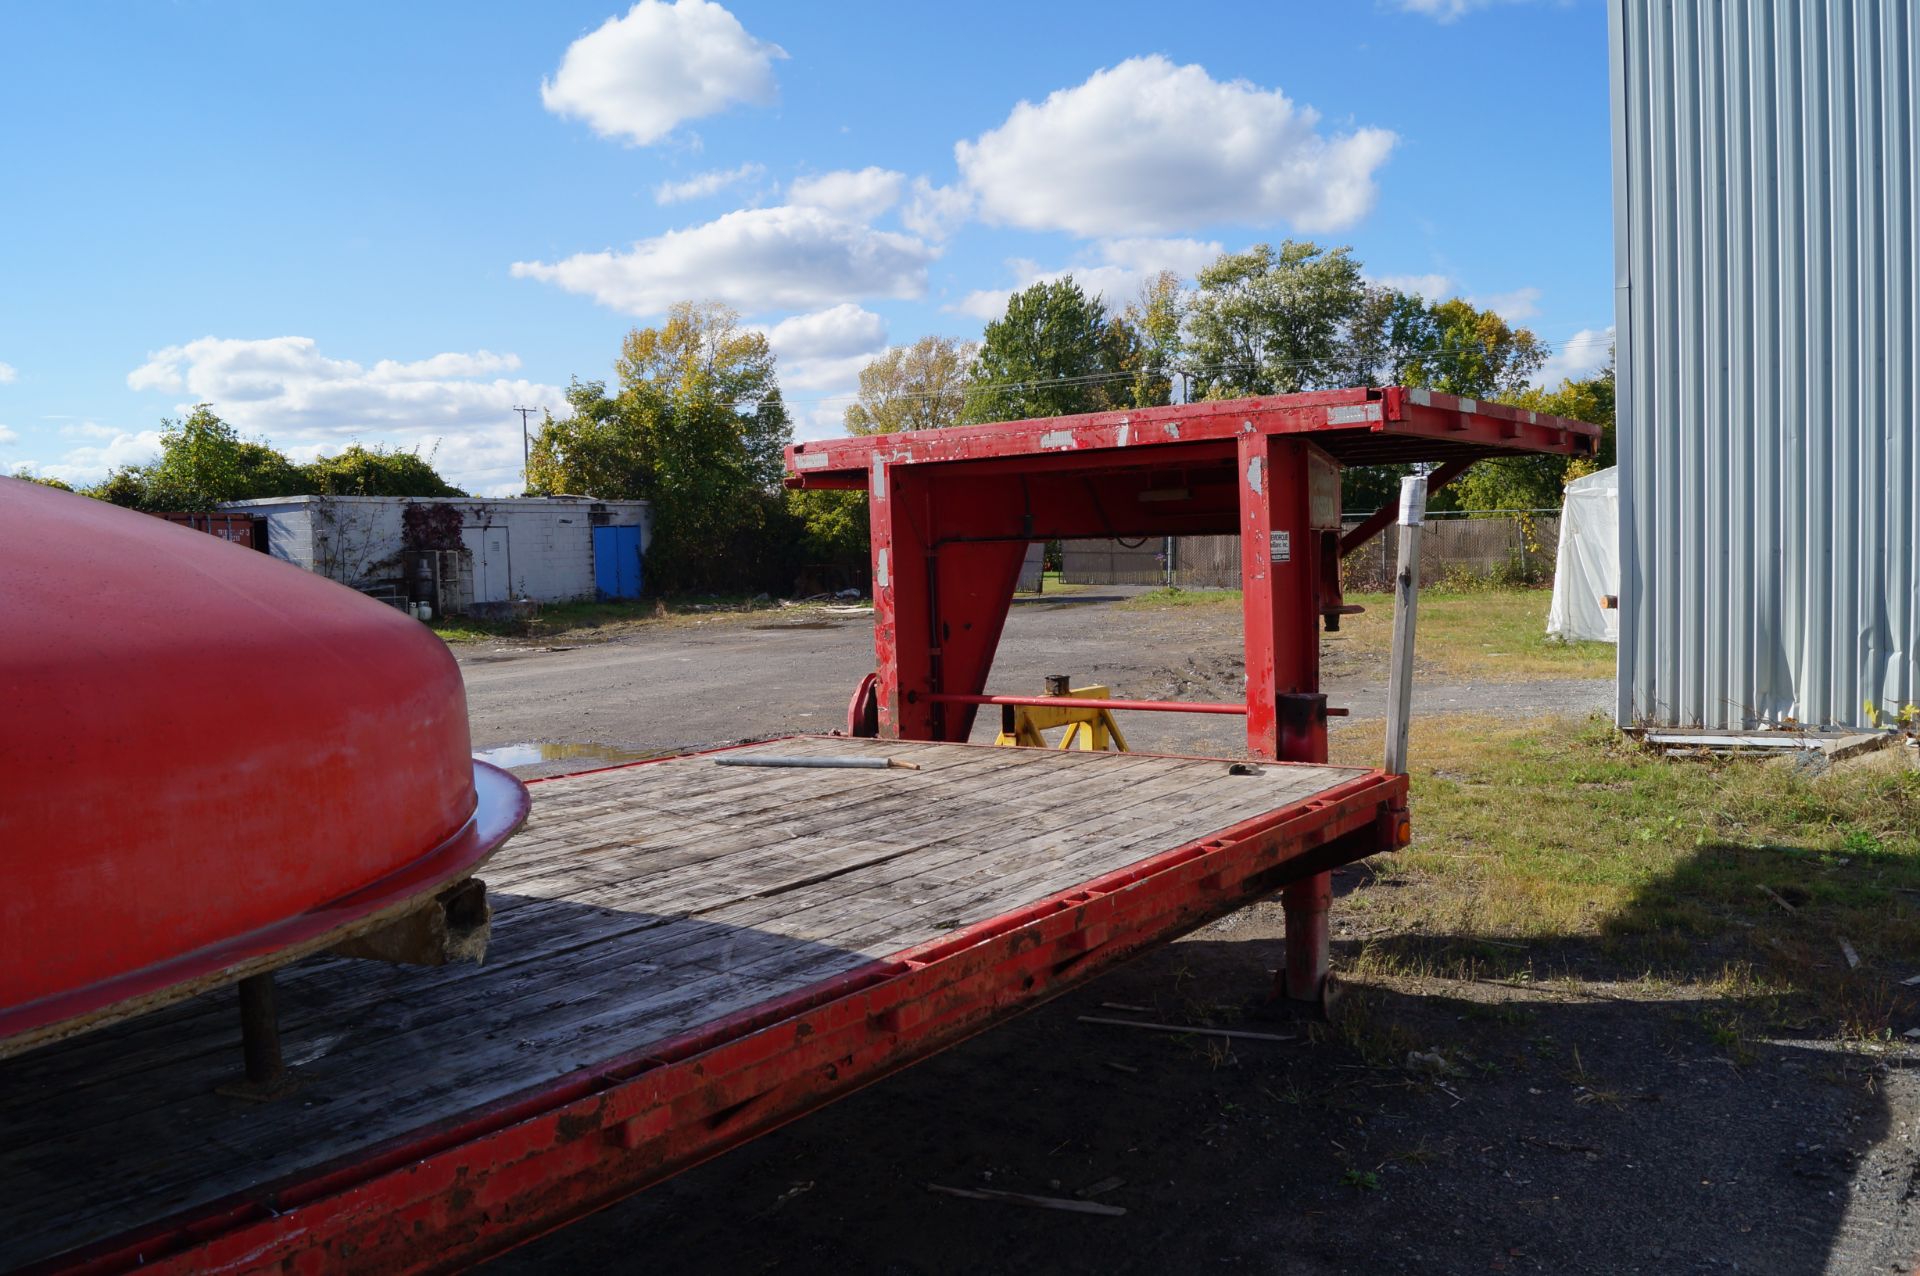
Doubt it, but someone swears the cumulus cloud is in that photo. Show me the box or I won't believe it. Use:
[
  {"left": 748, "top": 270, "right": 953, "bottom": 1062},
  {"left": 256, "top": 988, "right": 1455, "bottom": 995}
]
[
  {"left": 654, "top": 162, "right": 765, "bottom": 204},
  {"left": 1534, "top": 326, "right": 1614, "bottom": 387},
  {"left": 39, "top": 430, "right": 166, "bottom": 486},
  {"left": 788, "top": 167, "right": 906, "bottom": 221},
  {"left": 1394, "top": 0, "right": 1536, "bottom": 21},
  {"left": 754, "top": 303, "right": 888, "bottom": 391},
  {"left": 124, "top": 336, "right": 568, "bottom": 493},
  {"left": 512, "top": 205, "right": 936, "bottom": 315},
  {"left": 955, "top": 56, "right": 1395, "bottom": 238},
  {"left": 58, "top": 421, "right": 119, "bottom": 439},
  {"left": 900, "top": 177, "right": 972, "bottom": 240},
  {"left": 0, "top": 424, "right": 16, "bottom": 444},
  {"left": 953, "top": 236, "right": 1223, "bottom": 322},
  {"left": 1370, "top": 272, "right": 1455, "bottom": 299},
  {"left": 1472, "top": 286, "right": 1541, "bottom": 323},
  {"left": 0, "top": 361, "right": 16, "bottom": 384},
  {"left": 541, "top": 0, "right": 786, "bottom": 146}
]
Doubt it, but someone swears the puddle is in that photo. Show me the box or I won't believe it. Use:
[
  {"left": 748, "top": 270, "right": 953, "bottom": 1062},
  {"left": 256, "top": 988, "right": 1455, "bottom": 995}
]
[{"left": 473, "top": 741, "right": 667, "bottom": 769}]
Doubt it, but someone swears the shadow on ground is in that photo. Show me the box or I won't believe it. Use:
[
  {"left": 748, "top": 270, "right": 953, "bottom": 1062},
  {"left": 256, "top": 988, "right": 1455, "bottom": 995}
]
[{"left": 484, "top": 846, "right": 1920, "bottom": 1275}]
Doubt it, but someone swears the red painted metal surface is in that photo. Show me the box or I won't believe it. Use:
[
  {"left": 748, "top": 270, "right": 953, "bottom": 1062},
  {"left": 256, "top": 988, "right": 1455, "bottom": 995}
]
[
  {"left": 151, "top": 511, "right": 266, "bottom": 551},
  {"left": 785, "top": 386, "right": 1597, "bottom": 761},
  {"left": 33, "top": 746, "right": 1405, "bottom": 1276},
  {"left": 931, "top": 692, "right": 1249, "bottom": 716},
  {"left": 0, "top": 479, "right": 528, "bottom": 1054}
]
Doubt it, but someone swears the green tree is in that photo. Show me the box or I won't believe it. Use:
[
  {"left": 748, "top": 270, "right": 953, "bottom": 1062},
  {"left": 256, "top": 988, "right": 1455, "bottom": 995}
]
[
  {"left": 530, "top": 302, "right": 794, "bottom": 593},
  {"left": 1450, "top": 352, "right": 1616, "bottom": 511},
  {"left": 960, "top": 276, "right": 1117, "bottom": 423},
  {"left": 1186, "top": 241, "right": 1366, "bottom": 398},
  {"left": 95, "top": 405, "right": 307, "bottom": 510},
  {"left": 7, "top": 470, "right": 73, "bottom": 491},
  {"left": 1118, "top": 270, "right": 1185, "bottom": 408},
  {"left": 527, "top": 379, "right": 652, "bottom": 500},
  {"left": 844, "top": 335, "right": 975, "bottom": 435},
  {"left": 1415, "top": 298, "right": 1547, "bottom": 397},
  {"left": 300, "top": 444, "right": 465, "bottom": 497}
]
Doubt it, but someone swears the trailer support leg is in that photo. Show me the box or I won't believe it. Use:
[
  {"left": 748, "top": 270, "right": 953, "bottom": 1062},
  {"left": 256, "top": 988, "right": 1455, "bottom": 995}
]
[
  {"left": 218, "top": 972, "right": 297, "bottom": 1099},
  {"left": 1281, "top": 871, "right": 1334, "bottom": 1010}
]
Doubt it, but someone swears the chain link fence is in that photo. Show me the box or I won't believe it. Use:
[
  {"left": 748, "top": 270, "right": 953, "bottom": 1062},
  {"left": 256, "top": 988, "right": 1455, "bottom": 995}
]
[{"left": 1061, "top": 513, "right": 1560, "bottom": 592}]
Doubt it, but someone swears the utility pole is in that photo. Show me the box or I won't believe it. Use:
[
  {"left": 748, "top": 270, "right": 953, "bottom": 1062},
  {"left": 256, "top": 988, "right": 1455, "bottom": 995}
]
[{"left": 512, "top": 406, "right": 542, "bottom": 494}]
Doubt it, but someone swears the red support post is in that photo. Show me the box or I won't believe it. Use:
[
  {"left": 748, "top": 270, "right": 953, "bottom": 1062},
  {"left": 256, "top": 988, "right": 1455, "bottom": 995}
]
[{"left": 1236, "top": 433, "right": 1341, "bottom": 1008}]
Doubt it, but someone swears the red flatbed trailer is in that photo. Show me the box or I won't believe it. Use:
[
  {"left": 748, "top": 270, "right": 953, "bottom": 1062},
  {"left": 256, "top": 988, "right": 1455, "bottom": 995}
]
[
  {"left": 1, "top": 737, "right": 1401, "bottom": 1274},
  {"left": 1, "top": 388, "right": 1593, "bottom": 1273}
]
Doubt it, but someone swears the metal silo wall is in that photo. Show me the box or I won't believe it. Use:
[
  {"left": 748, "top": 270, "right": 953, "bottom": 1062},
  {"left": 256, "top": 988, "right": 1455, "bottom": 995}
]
[{"left": 1611, "top": 0, "right": 1920, "bottom": 730}]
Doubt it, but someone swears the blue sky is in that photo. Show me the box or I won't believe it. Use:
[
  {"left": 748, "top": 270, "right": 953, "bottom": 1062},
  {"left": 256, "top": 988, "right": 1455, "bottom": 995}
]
[{"left": 0, "top": 0, "right": 1614, "bottom": 495}]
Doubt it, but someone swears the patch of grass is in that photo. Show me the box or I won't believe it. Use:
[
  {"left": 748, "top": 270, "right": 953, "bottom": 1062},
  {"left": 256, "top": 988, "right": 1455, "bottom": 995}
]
[
  {"left": 1118, "top": 586, "right": 1242, "bottom": 610},
  {"left": 1332, "top": 712, "right": 1920, "bottom": 1037},
  {"left": 1122, "top": 586, "right": 1615, "bottom": 681},
  {"left": 429, "top": 595, "right": 797, "bottom": 645}
]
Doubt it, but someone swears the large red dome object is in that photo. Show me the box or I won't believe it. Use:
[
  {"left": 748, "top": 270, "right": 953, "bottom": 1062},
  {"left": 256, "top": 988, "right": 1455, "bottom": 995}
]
[{"left": 0, "top": 478, "right": 528, "bottom": 1055}]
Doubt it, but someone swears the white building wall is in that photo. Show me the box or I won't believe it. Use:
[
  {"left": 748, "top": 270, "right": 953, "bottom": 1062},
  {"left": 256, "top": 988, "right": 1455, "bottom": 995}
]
[{"left": 224, "top": 496, "right": 651, "bottom": 605}]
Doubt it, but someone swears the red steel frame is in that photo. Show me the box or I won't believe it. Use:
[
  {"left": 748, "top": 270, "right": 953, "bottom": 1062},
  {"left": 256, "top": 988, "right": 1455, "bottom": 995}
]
[
  {"left": 32, "top": 742, "right": 1405, "bottom": 1276},
  {"left": 787, "top": 386, "right": 1596, "bottom": 1005}
]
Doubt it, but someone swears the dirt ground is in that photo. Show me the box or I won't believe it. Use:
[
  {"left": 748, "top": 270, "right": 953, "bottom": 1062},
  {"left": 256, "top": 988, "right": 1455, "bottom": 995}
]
[{"left": 460, "top": 594, "right": 1920, "bottom": 1275}]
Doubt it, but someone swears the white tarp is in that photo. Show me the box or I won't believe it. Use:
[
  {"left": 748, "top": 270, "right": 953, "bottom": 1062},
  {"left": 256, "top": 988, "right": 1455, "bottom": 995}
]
[{"left": 1547, "top": 466, "right": 1619, "bottom": 643}]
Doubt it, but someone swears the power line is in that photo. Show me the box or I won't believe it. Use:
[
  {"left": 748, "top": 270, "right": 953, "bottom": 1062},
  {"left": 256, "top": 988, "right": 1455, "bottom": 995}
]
[{"left": 511, "top": 406, "right": 543, "bottom": 492}]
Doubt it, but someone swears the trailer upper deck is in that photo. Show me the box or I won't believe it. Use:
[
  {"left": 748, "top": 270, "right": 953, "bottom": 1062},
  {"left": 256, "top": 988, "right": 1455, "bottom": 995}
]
[{"left": 2, "top": 737, "right": 1401, "bottom": 1274}]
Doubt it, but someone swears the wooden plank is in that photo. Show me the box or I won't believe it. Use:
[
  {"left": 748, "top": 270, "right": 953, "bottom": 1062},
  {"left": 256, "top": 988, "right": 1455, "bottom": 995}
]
[{"left": 0, "top": 742, "right": 1368, "bottom": 1270}]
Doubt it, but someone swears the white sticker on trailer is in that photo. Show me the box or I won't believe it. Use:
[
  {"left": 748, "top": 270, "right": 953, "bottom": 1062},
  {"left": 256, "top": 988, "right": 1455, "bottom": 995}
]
[
  {"left": 1325, "top": 403, "right": 1384, "bottom": 425},
  {"left": 793, "top": 450, "right": 830, "bottom": 470},
  {"left": 1270, "top": 531, "right": 1290, "bottom": 563}
]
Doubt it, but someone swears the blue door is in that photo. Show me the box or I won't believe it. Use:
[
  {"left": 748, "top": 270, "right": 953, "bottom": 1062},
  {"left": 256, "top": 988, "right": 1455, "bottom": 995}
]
[{"left": 593, "top": 525, "right": 644, "bottom": 599}]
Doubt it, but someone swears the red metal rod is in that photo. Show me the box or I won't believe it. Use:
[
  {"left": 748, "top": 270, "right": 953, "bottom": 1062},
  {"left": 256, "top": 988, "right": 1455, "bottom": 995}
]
[{"left": 928, "top": 693, "right": 1249, "bottom": 716}]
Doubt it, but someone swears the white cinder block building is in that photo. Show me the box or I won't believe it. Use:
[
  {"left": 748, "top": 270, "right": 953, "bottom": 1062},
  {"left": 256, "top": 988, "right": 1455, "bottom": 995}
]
[{"left": 224, "top": 495, "right": 652, "bottom": 610}]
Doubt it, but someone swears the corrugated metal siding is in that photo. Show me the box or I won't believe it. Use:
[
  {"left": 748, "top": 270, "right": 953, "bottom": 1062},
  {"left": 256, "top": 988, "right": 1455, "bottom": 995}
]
[{"left": 1611, "top": 0, "right": 1920, "bottom": 729}]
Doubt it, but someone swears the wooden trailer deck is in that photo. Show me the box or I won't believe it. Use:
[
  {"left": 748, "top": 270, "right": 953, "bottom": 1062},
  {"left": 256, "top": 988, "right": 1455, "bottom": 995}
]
[{"left": 1, "top": 738, "right": 1403, "bottom": 1274}]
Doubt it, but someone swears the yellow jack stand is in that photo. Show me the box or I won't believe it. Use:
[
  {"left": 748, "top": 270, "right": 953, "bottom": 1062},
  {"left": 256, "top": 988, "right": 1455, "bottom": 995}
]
[{"left": 991, "top": 676, "right": 1130, "bottom": 752}]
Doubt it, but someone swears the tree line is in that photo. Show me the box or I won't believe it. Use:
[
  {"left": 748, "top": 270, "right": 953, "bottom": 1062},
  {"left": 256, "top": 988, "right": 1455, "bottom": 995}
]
[
  {"left": 529, "top": 238, "right": 1614, "bottom": 592},
  {"left": 14, "top": 406, "right": 465, "bottom": 507}
]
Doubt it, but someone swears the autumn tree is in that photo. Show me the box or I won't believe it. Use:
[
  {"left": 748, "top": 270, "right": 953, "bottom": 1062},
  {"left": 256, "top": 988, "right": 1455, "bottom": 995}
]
[
  {"left": 527, "top": 301, "right": 794, "bottom": 592},
  {"left": 843, "top": 335, "right": 976, "bottom": 435},
  {"left": 1118, "top": 270, "right": 1185, "bottom": 408},
  {"left": 1449, "top": 349, "right": 1615, "bottom": 511}
]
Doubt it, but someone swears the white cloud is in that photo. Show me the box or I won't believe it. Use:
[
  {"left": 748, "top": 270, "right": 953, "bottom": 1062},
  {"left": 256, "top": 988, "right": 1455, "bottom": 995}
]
[
  {"left": 1370, "top": 272, "right": 1455, "bottom": 299},
  {"left": 900, "top": 177, "right": 972, "bottom": 240},
  {"left": 124, "top": 336, "right": 568, "bottom": 493},
  {"left": 1472, "top": 286, "right": 1541, "bottom": 323},
  {"left": 1534, "top": 326, "right": 1614, "bottom": 387},
  {"left": 58, "top": 421, "right": 119, "bottom": 439},
  {"left": 788, "top": 167, "right": 906, "bottom": 221},
  {"left": 653, "top": 162, "right": 764, "bottom": 204},
  {"left": 953, "top": 236, "right": 1222, "bottom": 321},
  {"left": 512, "top": 205, "right": 937, "bottom": 315},
  {"left": 1393, "top": 0, "right": 1535, "bottom": 21},
  {"left": 40, "top": 430, "right": 166, "bottom": 486},
  {"left": 0, "top": 362, "right": 16, "bottom": 384},
  {"left": 757, "top": 303, "right": 886, "bottom": 361},
  {"left": 541, "top": 0, "right": 786, "bottom": 146},
  {"left": 754, "top": 304, "right": 888, "bottom": 392},
  {"left": 955, "top": 56, "right": 1395, "bottom": 238},
  {"left": 0, "top": 425, "right": 16, "bottom": 444}
]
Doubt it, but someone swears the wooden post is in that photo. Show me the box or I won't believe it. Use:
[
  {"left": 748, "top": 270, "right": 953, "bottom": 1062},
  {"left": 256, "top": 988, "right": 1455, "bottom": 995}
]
[{"left": 1384, "top": 475, "right": 1427, "bottom": 776}]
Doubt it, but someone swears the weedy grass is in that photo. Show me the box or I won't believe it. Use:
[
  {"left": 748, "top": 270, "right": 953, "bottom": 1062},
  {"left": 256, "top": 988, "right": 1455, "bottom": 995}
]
[
  {"left": 430, "top": 595, "right": 799, "bottom": 644},
  {"left": 1123, "top": 587, "right": 1615, "bottom": 681},
  {"left": 1331, "top": 713, "right": 1920, "bottom": 1038}
]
